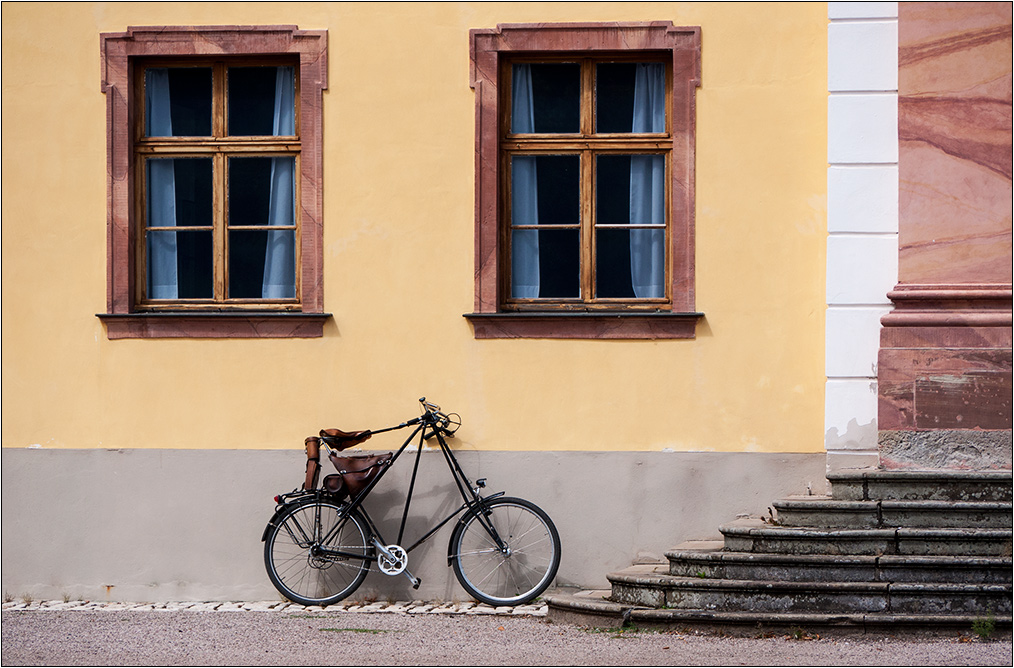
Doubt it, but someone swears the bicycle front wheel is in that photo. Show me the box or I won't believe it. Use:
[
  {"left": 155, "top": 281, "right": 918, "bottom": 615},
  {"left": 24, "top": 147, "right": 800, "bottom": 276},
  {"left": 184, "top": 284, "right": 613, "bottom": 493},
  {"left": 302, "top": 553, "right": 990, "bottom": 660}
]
[
  {"left": 264, "top": 500, "right": 372, "bottom": 606},
  {"left": 450, "top": 497, "right": 561, "bottom": 606}
]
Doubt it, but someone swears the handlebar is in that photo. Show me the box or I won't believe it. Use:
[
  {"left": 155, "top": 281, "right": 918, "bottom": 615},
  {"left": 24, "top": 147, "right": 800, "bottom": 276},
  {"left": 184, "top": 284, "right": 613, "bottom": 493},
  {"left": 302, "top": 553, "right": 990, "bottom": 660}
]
[{"left": 419, "top": 397, "right": 461, "bottom": 437}]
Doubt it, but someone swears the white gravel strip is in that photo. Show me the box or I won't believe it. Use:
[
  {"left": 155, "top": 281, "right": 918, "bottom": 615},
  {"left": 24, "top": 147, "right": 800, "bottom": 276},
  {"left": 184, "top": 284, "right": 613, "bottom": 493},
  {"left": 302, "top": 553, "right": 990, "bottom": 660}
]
[{"left": 1, "top": 598, "right": 547, "bottom": 616}]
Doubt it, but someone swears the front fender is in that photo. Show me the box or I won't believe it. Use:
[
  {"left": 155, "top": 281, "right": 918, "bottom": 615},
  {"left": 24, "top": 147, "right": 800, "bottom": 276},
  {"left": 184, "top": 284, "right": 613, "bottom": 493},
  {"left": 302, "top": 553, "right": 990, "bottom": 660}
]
[{"left": 446, "top": 518, "right": 464, "bottom": 567}]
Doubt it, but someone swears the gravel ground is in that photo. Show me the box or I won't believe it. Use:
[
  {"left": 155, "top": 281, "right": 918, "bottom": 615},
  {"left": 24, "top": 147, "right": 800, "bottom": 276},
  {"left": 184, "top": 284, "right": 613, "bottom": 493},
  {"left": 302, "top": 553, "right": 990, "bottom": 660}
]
[{"left": 3, "top": 609, "right": 1011, "bottom": 666}]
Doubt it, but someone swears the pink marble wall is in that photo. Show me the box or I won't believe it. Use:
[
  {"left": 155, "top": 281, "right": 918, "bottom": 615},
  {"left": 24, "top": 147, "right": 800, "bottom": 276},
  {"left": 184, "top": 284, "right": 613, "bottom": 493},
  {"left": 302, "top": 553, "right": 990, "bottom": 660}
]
[{"left": 898, "top": 2, "right": 1012, "bottom": 285}]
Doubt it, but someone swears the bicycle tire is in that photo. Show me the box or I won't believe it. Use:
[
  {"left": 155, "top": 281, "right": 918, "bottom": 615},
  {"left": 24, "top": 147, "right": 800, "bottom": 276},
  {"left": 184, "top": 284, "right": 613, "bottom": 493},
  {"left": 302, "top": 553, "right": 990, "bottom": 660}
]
[
  {"left": 264, "top": 499, "right": 372, "bottom": 606},
  {"left": 450, "top": 496, "right": 561, "bottom": 606}
]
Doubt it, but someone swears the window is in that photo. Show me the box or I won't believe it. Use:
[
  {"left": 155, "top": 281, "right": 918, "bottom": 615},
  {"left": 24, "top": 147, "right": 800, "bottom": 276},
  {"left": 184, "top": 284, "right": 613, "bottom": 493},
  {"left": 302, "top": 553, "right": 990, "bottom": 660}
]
[
  {"left": 467, "top": 23, "right": 702, "bottom": 339},
  {"left": 506, "top": 59, "right": 670, "bottom": 304},
  {"left": 99, "top": 26, "right": 328, "bottom": 338},
  {"left": 138, "top": 61, "right": 299, "bottom": 305}
]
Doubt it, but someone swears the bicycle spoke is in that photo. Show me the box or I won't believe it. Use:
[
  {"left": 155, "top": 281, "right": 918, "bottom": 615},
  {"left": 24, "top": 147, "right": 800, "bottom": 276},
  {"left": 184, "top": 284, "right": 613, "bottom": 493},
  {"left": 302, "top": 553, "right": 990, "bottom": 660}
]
[
  {"left": 281, "top": 512, "right": 314, "bottom": 548},
  {"left": 264, "top": 501, "right": 372, "bottom": 606},
  {"left": 451, "top": 498, "right": 560, "bottom": 606},
  {"left": 455, "top": 548, "right": 500, "bottom": 557}
]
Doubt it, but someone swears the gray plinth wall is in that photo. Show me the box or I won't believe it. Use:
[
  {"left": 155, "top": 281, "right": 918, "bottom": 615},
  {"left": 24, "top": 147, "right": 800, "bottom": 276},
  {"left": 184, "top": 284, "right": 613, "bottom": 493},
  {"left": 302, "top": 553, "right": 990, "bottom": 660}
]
[{"left": 1, "top": 448, "right": 825, "bottom": 602}]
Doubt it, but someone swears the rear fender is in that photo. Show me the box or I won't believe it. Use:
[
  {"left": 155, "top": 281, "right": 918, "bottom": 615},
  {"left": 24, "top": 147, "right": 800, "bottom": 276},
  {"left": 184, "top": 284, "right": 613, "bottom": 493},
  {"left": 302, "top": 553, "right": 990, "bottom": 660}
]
[
  {"left": 261, "top": 506, "right": 291, "bottom": 542},
  {"left": 261, "top": 493, "right": 316, "bottom": 541}
]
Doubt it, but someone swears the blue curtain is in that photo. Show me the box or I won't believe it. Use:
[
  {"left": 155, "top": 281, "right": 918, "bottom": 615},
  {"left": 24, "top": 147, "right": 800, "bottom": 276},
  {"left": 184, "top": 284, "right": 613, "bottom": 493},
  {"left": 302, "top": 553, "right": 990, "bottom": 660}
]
[
  {"left": 510, "top": 64, "right": 540, "bottom": 299},
  {"left": 262, "top": 66, "right": 297, "bottom": 299},
  {"left": 629, "top": 63, "right": 666, "bottom": 299},
  {"left": 145, "top": 69, "right": 179, "bottom": 299}
]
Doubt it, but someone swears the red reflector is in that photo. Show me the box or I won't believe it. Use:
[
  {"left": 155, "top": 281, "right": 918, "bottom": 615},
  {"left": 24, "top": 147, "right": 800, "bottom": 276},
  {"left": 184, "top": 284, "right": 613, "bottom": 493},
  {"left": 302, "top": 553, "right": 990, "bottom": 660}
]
[{"left": 274, "top": 495, "right": 281, "bottom": 504}]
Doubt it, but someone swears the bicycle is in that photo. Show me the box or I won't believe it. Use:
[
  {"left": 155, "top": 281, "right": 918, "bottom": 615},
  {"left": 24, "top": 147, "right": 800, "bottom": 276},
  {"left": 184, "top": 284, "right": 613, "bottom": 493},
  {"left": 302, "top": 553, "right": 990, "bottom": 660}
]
[{"left": 262, "top": 398, "right": 562, "bottom": 608}]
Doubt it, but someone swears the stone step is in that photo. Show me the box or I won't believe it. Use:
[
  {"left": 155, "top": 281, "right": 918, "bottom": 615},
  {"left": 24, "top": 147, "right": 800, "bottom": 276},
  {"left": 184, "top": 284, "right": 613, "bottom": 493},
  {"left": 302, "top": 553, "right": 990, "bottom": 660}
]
[
  {"left": 551, "top": 470, "right": 1014, "bottom": 634},
  {"left": 665, "top": 543, "right": 1013, "bottom": 584},
  {"left": 827, "top": 470, "right": 1013, "bottom": 503},
  {"left": 772, "top": 496, "right": 1012, "bottom": 529},
  {"left": 545, "top": 591, "right": 1013, "bottom": 636},
  {"left": 720, "top": 518, "right": 1013, "bottom": 556},
  {"left": 607, "top": 565, "right": 1012, "bottom": 616}
]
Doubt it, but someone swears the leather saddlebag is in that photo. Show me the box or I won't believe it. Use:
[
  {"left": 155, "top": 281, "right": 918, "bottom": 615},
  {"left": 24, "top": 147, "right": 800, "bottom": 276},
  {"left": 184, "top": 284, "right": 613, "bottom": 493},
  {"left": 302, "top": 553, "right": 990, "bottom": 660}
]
[
  {"left": 322, "top": 474, "right": 347, "bottom": 499},
  {"left": 328, "top": 452, "right": 393, "bottom": 498}
]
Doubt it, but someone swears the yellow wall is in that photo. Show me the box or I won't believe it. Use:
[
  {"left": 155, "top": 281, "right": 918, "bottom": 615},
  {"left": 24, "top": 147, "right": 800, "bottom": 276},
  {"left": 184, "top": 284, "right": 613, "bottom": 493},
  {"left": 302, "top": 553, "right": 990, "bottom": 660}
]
[{"left": 1, "top": 2, "right": 827, "bottom": 453}]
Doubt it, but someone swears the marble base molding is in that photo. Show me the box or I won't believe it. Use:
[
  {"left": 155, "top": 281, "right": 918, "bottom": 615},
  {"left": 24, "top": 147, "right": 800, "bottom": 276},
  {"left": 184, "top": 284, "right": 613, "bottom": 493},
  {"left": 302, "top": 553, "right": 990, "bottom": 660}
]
[
  {"left": 877, "top": 287, "right": 1012, "bottom": 470},
  {"left": 881, "top": 284, "right": 1013, "bottom": 328}
]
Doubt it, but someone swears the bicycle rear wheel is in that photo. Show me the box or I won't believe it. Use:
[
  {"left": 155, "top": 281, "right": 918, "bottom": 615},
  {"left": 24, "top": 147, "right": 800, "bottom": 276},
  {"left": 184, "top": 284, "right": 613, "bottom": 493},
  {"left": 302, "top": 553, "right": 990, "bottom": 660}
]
[
  {"left": 450, "top": 497, "right": 561, "bottom": 606},
  {"left": 264, "top": 500, "right": 372, "bottom": 606}
]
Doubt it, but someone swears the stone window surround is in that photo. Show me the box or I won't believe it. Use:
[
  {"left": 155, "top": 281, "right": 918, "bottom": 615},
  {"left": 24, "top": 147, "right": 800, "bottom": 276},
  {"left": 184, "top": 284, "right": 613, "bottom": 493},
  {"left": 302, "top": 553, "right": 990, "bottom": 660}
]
[
  {"left": 465, "top": 22, "right": 703, "bottom": 339},
  {"left": 97, "top": 26, "right": 329, "bottom": 339}
]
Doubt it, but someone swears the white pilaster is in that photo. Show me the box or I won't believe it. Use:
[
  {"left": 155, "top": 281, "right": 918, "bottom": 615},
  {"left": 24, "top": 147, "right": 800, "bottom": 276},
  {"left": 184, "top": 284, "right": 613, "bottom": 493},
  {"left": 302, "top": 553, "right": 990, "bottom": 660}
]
[{"left": 825, "top": 3, "right": 899, "bottom": 473}]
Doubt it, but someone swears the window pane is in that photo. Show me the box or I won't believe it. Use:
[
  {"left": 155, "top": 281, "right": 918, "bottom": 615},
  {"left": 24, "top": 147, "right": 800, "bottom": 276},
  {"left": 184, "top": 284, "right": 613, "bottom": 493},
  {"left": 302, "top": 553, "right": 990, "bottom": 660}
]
[
  {"left": 512, "top": 63, "right": 579, "bottom": 133},
  {"left": 229, "top": 229, "right": 296, "bottom": 299},
  {"left": 145, "top": 158, "right": 213, "bottom": 300},
  {"left": 596, "top": 154, "right": 666, "bottom": 299},
  {"left": 511, "top": 155, "right": 579, "bottom": 226},
  {"left": 146, "top": 158, "right": 213, "bottom": 229},
  {"left": 596, "top": 154, "right": 665, "bottom": 225},
  {"left": 596, "top": 155, "right": 632, "bottom": 224},
  {"left": 596, "top": 228, "right": 634, "bottom": 298},
  {"left": 228, "top": 156, "right": 296, "bottom": 299},
  {"left": 228, "top": 66, "right": 295, "bottom": 136},
  {"left": 596, "top": 63, "right": 665, "bottom": 134},
  {"left": 146, "top": 230, "right": 213, "bottom": 299},
  {"left": 537, "top": 228, "right": 580, "bottom": 298},
  {"left": 510, "top": 155, "right": 580, "bottom": 299},
  {"left": 145, "top": 68, "right": 212, "bottom": 137},
  {"left": 596, "top": 228, "right": 665, "bottom": 299},
  {"left": 228, "top": 157, "right": 295, "bottom": 227},
  {"left": 511, "top": 228, "right": 579, "bottom": 299}
]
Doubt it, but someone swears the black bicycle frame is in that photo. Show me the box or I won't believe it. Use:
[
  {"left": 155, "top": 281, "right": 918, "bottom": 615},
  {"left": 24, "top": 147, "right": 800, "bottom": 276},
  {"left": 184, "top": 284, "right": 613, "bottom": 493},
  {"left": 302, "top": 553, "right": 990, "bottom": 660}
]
[{"left": 316, "top": 409, "right": 507, "bottom": 561}]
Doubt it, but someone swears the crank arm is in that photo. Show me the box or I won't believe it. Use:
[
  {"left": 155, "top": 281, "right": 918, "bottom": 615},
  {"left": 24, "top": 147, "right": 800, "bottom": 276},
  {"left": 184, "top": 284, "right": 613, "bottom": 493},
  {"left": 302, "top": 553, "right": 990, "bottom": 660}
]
[
  {"left": 371, "top": 538, "right": 397, "bottom": 562},
  {"left": 371, "top": 538, "right": 421, "bottom": 589}
]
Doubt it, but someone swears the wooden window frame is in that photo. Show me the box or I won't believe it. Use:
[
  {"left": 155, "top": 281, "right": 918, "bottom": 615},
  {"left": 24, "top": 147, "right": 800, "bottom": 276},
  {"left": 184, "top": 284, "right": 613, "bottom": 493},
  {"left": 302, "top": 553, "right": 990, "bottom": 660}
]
[
  {"left": 501, "top": 55, "right": 672, "bottom": 311},
  {"left": 99, "top": 26, "right": 328, "bottom": 339},
  {"left": 466, "top": 23, "right": 702, "bottom": 339}
]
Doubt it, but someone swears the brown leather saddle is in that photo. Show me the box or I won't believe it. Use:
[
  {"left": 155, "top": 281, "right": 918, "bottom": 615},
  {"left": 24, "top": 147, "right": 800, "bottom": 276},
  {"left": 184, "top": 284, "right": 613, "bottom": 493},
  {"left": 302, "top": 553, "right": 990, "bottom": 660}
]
[{"left": 318, "top": 428, "right": 373, "bottom": 450}]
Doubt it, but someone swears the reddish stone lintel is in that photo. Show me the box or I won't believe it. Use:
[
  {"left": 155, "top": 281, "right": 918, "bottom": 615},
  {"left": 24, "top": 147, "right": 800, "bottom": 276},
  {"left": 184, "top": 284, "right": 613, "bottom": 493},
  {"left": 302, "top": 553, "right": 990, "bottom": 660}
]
[
  {"left": 98, "top": 312, "right": 331, "bottom": 339},
  {"left": 464, "top": 312, "right": 703, "bottom": 340}
]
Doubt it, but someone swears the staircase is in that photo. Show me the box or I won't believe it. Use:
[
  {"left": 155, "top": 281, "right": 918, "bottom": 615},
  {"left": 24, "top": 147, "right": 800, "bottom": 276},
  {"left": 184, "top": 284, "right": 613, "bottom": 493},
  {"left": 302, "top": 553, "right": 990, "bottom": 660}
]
[{"left": 547, "top": 470, "right": 1013, "bottom": 635}]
